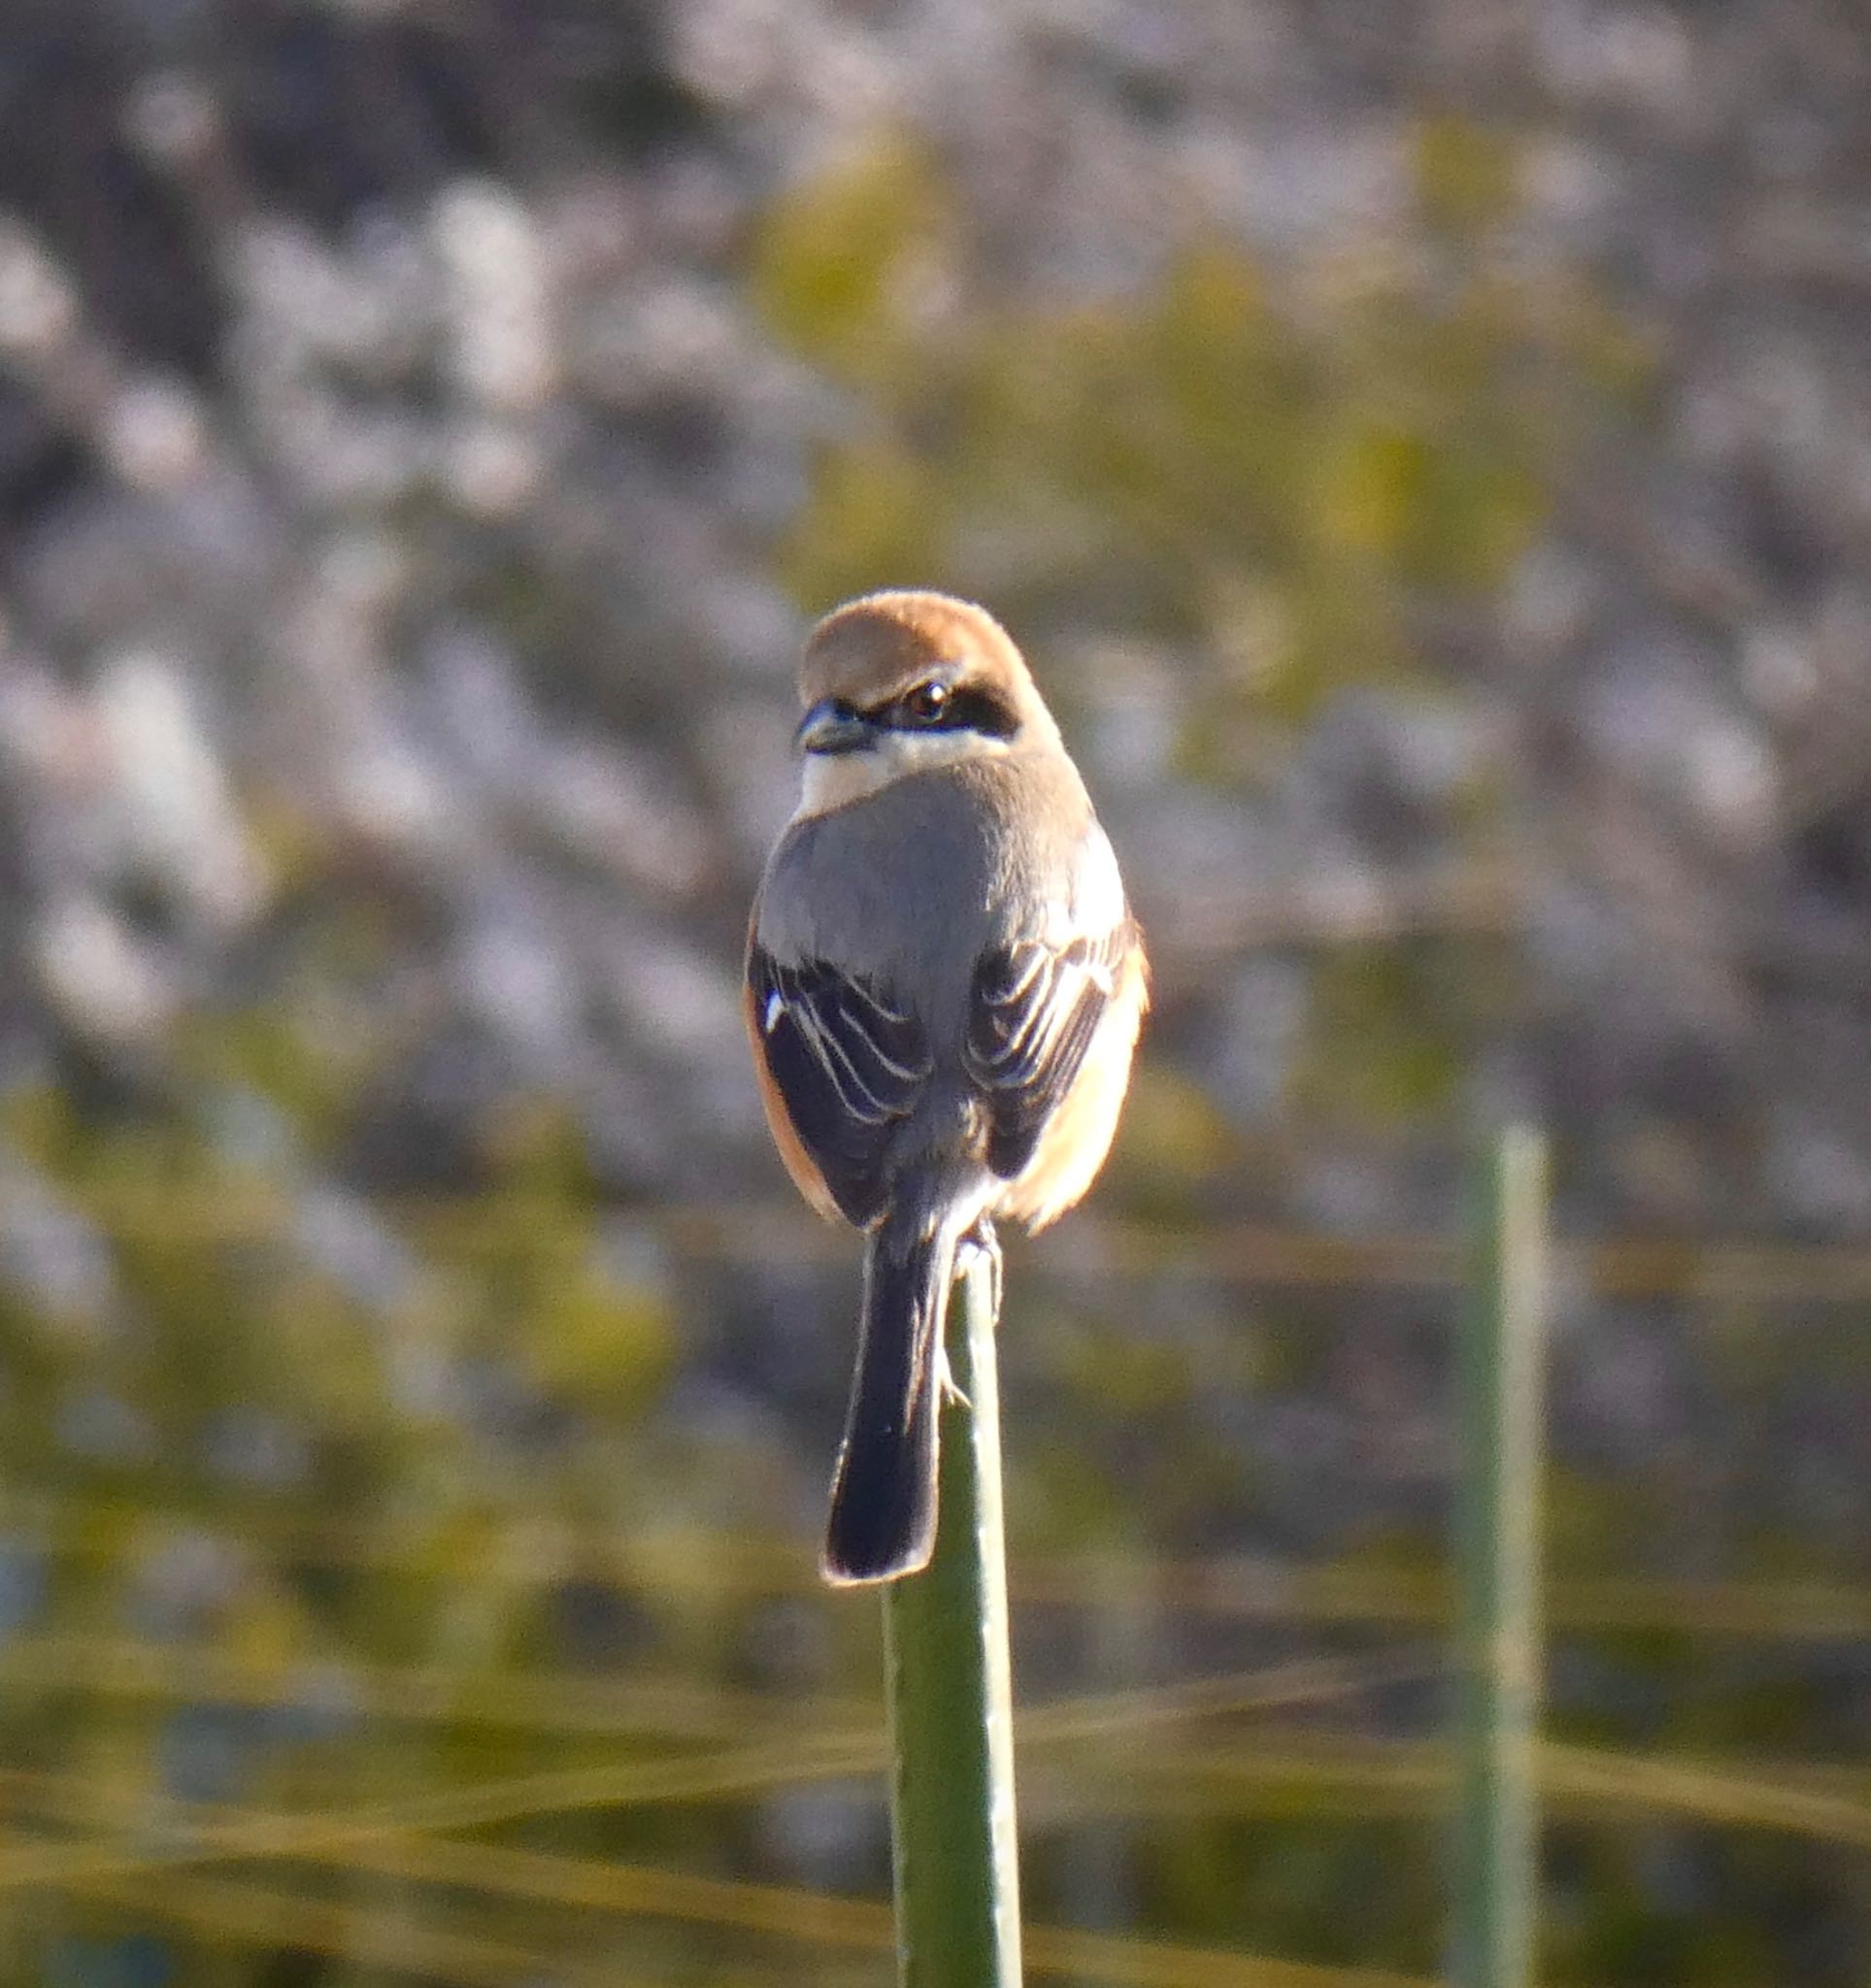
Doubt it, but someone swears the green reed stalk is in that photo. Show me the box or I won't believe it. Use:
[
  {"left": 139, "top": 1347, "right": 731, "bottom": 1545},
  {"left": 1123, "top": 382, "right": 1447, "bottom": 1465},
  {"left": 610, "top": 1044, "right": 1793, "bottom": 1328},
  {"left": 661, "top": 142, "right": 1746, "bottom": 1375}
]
[
  {"left": 1453, "top": 1125, "right": 1550, "bottom": 1988},
  {"left": 882, "top": 1247, "right": 1022, "bottom": 1986}
]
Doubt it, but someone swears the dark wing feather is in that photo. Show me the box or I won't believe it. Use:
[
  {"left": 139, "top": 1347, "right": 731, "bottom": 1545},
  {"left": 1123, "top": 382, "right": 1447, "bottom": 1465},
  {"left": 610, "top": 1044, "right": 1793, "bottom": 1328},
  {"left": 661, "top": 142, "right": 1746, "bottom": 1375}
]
[
  {"left": 749, "top": 945, "right": 930, "bottom": 1226},
  {"left": 965, "top": 928, "right": 1126, "bottom": 1178}
]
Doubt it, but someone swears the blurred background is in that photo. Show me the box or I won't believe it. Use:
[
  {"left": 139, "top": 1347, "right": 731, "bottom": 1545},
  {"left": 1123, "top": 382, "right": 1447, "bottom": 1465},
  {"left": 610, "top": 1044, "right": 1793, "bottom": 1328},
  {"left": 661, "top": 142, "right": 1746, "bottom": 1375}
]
[{"left": 0, "top": 1, "right": 1867, "bottom": 1982}]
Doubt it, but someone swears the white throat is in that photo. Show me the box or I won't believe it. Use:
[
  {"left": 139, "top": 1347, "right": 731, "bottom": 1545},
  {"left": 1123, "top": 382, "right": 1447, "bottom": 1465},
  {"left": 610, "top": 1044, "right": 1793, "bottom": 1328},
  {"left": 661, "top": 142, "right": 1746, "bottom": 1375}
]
[{"left": 793, "top": 728, "right": 1012, "bottom": 819}]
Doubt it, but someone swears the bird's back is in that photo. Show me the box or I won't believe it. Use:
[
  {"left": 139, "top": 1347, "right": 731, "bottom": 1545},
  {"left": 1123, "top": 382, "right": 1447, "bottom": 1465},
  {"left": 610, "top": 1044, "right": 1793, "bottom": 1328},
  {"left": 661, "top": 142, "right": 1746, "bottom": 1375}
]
[{"left": 756, "top": 748, "right": 1108, "bottom": 1033}]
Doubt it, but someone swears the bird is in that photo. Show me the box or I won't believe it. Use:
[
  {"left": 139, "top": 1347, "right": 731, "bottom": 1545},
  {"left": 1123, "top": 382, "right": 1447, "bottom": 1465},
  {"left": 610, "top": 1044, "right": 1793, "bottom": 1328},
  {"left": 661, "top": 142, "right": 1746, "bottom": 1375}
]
[{"left": 745, "top": 589, "right": 1148, "bottom": 1585}]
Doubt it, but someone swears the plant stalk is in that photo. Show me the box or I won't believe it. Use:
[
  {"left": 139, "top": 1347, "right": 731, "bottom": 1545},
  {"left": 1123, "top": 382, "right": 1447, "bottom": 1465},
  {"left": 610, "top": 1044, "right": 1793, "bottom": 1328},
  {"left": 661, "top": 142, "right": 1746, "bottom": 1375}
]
[
  {"left": 882, "top": 1243, "right": 1022, "bottom": 1986},
  {"left": 1453, "top": 1124, "right": 1549, "bottom": 1988}
]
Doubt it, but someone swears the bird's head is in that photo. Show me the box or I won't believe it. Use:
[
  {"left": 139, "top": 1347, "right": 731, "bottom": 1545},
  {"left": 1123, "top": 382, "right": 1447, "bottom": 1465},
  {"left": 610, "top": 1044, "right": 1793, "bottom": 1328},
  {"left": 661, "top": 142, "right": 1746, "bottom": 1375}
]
[{"left": 792, "top": 592, "right": 1059, "bottom": 796}]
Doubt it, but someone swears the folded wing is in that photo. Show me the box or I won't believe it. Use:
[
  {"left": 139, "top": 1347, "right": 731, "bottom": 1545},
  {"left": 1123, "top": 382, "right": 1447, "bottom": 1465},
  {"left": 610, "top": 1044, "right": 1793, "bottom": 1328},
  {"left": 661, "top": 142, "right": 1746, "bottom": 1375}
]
[
  {"left": 965, "top": 926, "right": 1132, "bottom": 1179},
  {"left": 749, "top": 947, "right": 931, "bottom": 1226}
]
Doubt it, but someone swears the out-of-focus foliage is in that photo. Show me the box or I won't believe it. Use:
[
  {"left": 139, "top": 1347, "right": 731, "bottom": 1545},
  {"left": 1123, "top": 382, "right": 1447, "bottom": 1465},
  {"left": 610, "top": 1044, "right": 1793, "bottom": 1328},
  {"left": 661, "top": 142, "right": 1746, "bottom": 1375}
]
[
  {"left": 758, "top": 135, "right": 1619, "bottom": 679},
  {"left": 0, "top": 1, "right": 1867, "bottom": 1983}
]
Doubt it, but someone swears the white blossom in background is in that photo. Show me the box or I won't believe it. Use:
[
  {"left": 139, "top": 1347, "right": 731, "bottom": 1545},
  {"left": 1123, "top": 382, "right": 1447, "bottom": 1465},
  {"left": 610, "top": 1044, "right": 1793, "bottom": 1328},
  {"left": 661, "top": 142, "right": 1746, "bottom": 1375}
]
[
  {"left": 0, "top": 220, "right": 77, "bottom": 357},
  {"left": 100, "top": 377, "right": 210, "bottom": 492},
  {"left": 433, "top": 180, "right": 555, "bottom": 414},
  {"left": 32, "top": 896, "right": 176, "bottom": 1045},
  {"left": 95, "top": 646, "right": 267, "bottom": 928},
  {"left": 439, "top": 416, "right": 543, "bottom": 517}
]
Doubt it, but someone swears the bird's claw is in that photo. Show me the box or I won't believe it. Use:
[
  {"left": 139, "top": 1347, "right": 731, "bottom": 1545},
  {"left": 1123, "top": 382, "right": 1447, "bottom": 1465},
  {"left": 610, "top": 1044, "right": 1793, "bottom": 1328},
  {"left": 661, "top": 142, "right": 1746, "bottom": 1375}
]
[{"left": 935, "top": 1340, "right": 972, "bottom": 1410}]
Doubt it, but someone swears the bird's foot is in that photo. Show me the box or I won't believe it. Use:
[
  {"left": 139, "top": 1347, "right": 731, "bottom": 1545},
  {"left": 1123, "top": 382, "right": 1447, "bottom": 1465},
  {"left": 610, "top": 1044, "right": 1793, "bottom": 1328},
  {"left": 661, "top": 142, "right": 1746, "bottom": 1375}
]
[
  {"left": 935, "top": 1339, "right": 971, "bottom": 1410},
  {"left": 953, "top": 1215, "right": 1003, "bottom": 1331}
]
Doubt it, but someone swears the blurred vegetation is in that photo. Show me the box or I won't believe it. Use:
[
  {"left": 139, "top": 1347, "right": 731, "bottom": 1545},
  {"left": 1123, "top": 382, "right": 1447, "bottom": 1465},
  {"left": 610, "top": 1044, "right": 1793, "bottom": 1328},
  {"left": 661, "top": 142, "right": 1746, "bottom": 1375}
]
[
  {"left": 0, "top": 7, "right": 1865, "bottom": 1983},
  {"left": 755, "top": 130, "right": 1637, "bottom": 693}
]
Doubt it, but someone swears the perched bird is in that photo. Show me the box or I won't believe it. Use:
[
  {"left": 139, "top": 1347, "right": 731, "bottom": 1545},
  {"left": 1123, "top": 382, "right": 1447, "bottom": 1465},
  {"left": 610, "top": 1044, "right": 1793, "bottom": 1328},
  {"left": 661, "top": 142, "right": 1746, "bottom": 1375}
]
[{"left": 746, "top": 590, "right": 1148, "bottom": 1584}]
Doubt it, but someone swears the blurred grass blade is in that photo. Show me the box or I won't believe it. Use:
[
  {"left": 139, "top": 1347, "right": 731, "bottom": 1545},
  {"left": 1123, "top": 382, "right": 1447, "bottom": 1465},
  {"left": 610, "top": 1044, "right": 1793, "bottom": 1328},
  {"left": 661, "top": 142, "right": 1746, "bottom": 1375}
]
[
  {"left": 883, "top": 1248, "right": 1022, "bottom": 1985},
  {"left": 1453, "top": 1125, "right": 1548, "bottom": 1987}
]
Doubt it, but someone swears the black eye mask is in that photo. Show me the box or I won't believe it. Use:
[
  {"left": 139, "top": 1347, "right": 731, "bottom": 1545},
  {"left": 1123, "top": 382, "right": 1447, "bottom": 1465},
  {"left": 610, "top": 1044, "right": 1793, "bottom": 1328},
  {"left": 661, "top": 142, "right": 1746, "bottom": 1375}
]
[{"left": 879, "top": 680, "right": 1021, "bottom": 739}]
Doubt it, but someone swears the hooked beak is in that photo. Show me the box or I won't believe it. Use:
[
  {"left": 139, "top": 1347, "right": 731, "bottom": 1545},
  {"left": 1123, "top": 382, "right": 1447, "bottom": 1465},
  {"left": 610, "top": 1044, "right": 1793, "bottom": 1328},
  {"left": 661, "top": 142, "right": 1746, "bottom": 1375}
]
[{"left": 796, "top": 697, "right": 874, "bottom": 756}]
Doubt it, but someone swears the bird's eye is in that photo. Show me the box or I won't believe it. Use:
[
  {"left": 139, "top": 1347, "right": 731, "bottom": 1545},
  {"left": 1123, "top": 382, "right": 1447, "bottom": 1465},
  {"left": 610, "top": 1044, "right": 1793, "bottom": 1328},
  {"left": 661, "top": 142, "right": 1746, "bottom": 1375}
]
[{"left": 904, "top": 680, "right": 951, "bottom": 725}]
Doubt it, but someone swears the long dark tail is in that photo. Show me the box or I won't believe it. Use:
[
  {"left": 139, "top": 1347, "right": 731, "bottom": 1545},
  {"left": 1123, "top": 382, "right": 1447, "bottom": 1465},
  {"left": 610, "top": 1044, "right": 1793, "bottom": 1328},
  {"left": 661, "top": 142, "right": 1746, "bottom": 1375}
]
[{"left": 821, "top": 1211, "right": 960, "bottom": 1585}]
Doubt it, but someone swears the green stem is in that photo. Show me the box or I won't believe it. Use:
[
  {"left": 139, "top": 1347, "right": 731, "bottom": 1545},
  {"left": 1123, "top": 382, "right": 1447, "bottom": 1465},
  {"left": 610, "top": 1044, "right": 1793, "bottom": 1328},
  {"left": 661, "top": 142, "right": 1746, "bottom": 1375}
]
[
  {"left": 882, "top": 1246, "right": 1023, "bottom": 1987},
  {"left": 1453, "top": 1124, "right": 1549, "bottom": 1988}
]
